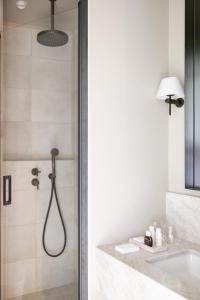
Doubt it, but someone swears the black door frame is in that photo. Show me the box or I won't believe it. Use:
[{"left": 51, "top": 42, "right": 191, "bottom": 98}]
[
  {"left": 185, "top": 0, "right": 195, "bottom": 189},
  {"left": 78, "top": 0, "right": 88, "bottom": 299},
  {"left": 185, "top": 0, "right": 200, "bottom": 190}
]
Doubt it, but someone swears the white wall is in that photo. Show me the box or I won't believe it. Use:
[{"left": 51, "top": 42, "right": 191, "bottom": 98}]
[
  {"left": 168, "top": 0, "right": 200, "bottom": 196},
  {"left": 88, "top": 0, "right": 169, "bottom": 296}
]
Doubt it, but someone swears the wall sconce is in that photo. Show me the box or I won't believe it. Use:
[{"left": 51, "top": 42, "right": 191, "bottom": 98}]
[{"left": 156, "top": 77, "right": 184, "bottom": 115}]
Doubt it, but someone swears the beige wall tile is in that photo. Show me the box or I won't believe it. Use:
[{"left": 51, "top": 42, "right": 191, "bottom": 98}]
[
  {"left": 54, "top": 9, "right": 78, "bottom": 33},
  {"left": 3, "top": 24, "right": 77, "bottom": 161},
  {"left": 3, "top": 122, "right": 32, "bottom": 160},
  {"left": 8, "top": 284, "right": 77, "bottom": 300},
  {"left": 31, "top": 58, "right": 72, "bottom": 92},
  {"left": 3, "top": 225, "right": 36, "bottom": 263},
  {"left": 31, "top": 123, "right": 73, "bottom": 159},
  {"left": 3, "top": 259, "right": 36, "bottom": 298},
  {"left": 31, "top": 89, "right": 72, "bottom": 123},
  {"left": 4, "top": 28, "right": 31, "bottom": 56},
  {"left": 67, "top": 220, "right": 77, "bottom": 251},
  {"left": 4, "top": 55, "right": 31, "bottom": 89},
  {"left": 3, "top": 161, "right": 36, "bottom": 191},
  {"left": 5, "top": 190, "right": 36, "bottom": 226},
  {"left": 43, "top": 283, "right": 77, "bottom": 300},
  {"left": 36, "top": 253, "right": 75, "bottom": 290},
  {"left": 36, "top": 190, "right": 51, "bottom": 223},
  {"left": 57, "top": 188, "right": 76, "bottom": 223},
  {"left": 56, "top": 160, "right": 76, "bottom": 188},
  {"left": 4, "top": 88, "right": 31, "bottom": 122}
]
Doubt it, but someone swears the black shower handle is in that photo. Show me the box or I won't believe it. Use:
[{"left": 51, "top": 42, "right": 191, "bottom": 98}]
[
  {"left": 31, "top": 168, "right": 41, "bottom": 176},
  {"left": 31, "top": 178, "right": 40, "bottom": 190}
]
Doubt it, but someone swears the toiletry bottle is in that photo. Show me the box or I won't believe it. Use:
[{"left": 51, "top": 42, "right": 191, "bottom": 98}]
[
  {"left": 156, "top": 228, "right": 162, "bottom": 247},
  {"left": 144, "top": 230, "right": 153, "bottom": 247},
  {"left": 149, "top": 226, "right": 155, "bottom": 246},
  {"left": 168, "top": 226, "right": 174, "bottom": 243},
  {"left": 153, "top": 221, "right": 157, "bottom": 230}
]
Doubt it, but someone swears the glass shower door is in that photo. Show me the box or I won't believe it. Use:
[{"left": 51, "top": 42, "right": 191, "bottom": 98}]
[
  {"left": 0, "top": 28, "right": 3, "bottom": 300},
  {"left": 1, "top": 1, "right": 78, "bottom": 299}
]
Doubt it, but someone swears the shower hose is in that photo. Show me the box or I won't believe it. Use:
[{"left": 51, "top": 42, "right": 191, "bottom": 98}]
[{"left": 42, "top": 152, "right": 67, "bottom": 257}]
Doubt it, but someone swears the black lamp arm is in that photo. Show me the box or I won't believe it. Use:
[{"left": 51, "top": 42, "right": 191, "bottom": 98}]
[{"left": 165, "top": 95, "right": 184, "bottom": 115}]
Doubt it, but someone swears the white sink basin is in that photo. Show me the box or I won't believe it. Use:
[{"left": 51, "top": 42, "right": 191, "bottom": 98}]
[{"left": 147, "top": 250, "right": 200, "bottom": 287}]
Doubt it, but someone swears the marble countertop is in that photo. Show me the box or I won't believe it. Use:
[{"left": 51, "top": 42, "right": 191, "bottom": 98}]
[{"left": 98, "top": 239, "right": 200, "bottom": 300}]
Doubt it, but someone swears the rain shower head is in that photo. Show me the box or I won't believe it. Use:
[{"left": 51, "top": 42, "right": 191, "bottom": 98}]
[
  {"left": 37, "top": 30, "right": 68, "bottom": 47},
  {"left": 37, "top": 0, "right": 68, "bottom": 47}
]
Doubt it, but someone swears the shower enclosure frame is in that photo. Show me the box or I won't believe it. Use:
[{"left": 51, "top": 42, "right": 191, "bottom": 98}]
[
  {"left": 78, "top": 0, "right": 88, "bottom": 299},
  {"left": 0, "top": 0, "right": 88, "bottom": 299}
]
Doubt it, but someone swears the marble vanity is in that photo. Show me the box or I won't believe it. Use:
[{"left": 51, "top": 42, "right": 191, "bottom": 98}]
[
  {"left": 97, "top": 240, "right": 200, "bottom": 300},
  {"left": 96, "top": 192, "right": 200, "bottom": 300}
]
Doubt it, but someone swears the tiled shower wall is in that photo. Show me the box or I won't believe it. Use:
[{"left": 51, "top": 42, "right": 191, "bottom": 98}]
[
  {"left": 3, "top": 160, "right": 76, "bottom": 299},
  {"left": 2, "top": 8, "right": 78, "bottom": 300},
  {"left": 3, "top": 9, "right": 77, "bottom": 160}
]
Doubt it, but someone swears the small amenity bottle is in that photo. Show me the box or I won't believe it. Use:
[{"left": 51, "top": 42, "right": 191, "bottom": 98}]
[
  {"left": 168, "top": 226, "right": 174, "bottom": 243},
  {"left": 144, "top": 230, "right": 153, "bottom": 247},
  {"left": 149, "top": 225, "right": 155, "bottom": 246},
  {"left": 156, "top": 228, "right": 162, "bottom": 247}
]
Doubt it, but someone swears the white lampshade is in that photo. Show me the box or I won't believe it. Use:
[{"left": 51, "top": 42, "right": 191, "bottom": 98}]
[{"left": 156, "top": 77, "right": 184, "bottom": 100}]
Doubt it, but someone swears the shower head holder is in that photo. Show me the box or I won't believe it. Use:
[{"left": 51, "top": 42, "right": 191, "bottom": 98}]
[{"left": 51, "top": 148, "right": 59, "bottom": 157}]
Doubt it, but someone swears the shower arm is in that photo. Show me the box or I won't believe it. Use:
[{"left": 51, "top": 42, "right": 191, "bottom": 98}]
[{"left": 51, "top": 0, "right": 56, "bottom": 31}]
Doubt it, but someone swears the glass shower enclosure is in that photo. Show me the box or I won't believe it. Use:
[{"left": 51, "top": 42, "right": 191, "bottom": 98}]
[{"left": 0, "top": 0, "right": 80, "bottom": 299}]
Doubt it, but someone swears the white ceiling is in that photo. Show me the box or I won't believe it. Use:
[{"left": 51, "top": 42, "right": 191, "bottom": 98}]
[{"left": 4, "top": 0, "right": 77, "bottom": 25}]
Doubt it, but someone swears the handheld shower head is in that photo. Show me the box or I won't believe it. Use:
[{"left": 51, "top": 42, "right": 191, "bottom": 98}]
[{"left": 51, "top": 148, "right": 59, "bottom": 157}]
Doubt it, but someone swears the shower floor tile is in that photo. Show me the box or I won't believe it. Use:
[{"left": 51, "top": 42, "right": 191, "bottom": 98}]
[{"left": 7, "top": 283, "right": 77, "bottom": 300}]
